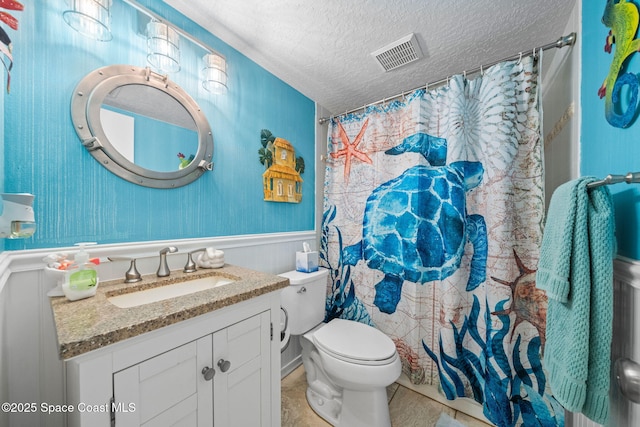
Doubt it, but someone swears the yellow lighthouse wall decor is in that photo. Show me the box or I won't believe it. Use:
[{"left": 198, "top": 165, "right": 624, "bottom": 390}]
[{"left": 259, "top": 129, "right": 305, "bottom": 203}]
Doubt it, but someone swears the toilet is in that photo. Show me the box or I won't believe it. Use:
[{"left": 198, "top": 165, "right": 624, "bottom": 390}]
[{"left": 280, "top": 268, "right": 401, "bottom": 427}]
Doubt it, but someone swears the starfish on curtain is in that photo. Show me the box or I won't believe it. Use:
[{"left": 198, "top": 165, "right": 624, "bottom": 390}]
[
  {"left": 330, "top": 118, "right": 372, "bottom": 182},
  {"left": 491, "top": 249, "right": 547, "bottom": 351}
]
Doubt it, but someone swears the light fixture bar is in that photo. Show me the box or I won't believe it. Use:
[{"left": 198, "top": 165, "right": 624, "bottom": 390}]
[{"left": 121, "top": 0, "right": 222, "bottom": 58}]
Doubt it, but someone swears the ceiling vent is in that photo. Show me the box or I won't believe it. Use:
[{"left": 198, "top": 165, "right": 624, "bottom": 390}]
[{"left": 371, "top": 33, "right": 423, "bottom": 72}]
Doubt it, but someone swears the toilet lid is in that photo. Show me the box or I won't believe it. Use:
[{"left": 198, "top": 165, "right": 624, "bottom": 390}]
[{"left": 313, "top": 319, "right": 397, "bottom": 364}]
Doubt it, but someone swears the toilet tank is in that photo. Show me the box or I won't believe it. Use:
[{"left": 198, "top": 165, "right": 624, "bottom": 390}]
[{"left": 279, "top": 268, "right": 329, "bottom": 335}]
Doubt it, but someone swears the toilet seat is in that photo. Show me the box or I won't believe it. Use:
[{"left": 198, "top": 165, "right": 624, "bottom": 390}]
[{"left": 313, "top": 319, "right": 397, "bottom": 366}]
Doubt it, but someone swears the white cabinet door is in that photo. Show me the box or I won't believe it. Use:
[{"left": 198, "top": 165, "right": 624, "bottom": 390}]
[
  {"left": 113, "top": 336, "right": 213, "bottom": 427},
  {"left": 112, "top": 311, "right": 271, "bottom": 427},
  {"left": 213, "top": 311, "right": 271, "bottom": 427}
]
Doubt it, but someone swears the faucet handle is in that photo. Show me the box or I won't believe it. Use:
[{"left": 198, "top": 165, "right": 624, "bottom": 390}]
[
  {"left": 108, "top": 257, "right": 142, "bottom": 283},
  {"left": 157, "top": 247, "right": 178, "bottom": 277},
  {"left": 184, "top": 248, "right": 207, "bottom": 273}
]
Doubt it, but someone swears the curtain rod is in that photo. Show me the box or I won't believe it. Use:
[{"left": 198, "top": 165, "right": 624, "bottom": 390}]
[{"left": 318, "top": 32, "right": 576, "bottom": 125}]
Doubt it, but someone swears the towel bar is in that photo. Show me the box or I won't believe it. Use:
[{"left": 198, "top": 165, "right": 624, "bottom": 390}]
[{"left": 587, "top": 172, "right": 640, "bottom": 189}]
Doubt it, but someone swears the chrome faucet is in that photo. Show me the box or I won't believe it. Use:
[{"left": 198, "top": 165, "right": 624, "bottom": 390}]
[
  {"left": 157, "top": 246, "right": 178, "bottom": 277},
  {"left": 184, "top": 248, "right": 207, "bottom": 273},
  {"left": 108, "top": 256, "right": 142, "bottom": 283}
]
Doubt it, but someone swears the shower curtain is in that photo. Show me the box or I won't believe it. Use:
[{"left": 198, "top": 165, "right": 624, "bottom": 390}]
[{"left": 320, "top": 56, "right": 563, "bottom": 426}]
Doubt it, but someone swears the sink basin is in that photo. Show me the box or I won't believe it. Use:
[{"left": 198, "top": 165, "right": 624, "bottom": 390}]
[{"left": 108, "top": 276, "right": 235, "bottom": 308}]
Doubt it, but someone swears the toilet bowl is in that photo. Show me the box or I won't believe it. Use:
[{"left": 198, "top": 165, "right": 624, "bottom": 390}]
[{"left": 280, "top": 268, "right": 401, "bottom": 427}]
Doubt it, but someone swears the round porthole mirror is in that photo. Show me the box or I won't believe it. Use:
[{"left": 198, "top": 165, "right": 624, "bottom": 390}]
[{"left": 70, "top": 65, "right": 214, "bottom": 188}]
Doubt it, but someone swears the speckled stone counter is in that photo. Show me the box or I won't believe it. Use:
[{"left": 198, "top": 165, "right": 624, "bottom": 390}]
[{"left": 49, "top": 264, "right": 289, "bottom": 359}]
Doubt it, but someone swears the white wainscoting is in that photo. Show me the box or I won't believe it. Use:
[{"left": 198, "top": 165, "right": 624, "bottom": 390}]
[
  {"left": 0, "top": 231, "right": 315, "bottom": 427},
  {"left": 569, "top": 257, "right": 640, "bottom": 427}
]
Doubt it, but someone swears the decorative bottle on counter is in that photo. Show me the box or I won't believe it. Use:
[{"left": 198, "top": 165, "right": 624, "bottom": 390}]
[{"left": 62, "top": 243, "right": 100, "bottom": 301}]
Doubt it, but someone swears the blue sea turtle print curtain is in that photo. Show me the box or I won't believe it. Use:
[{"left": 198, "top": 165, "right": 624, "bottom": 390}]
[{"left": 320, "top": 56, "right": 563, "bottom": 426}]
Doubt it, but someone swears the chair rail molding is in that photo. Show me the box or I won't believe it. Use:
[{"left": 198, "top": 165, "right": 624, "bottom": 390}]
[{"left": 0, "top": 230, "right": 316, "bottom": 295}]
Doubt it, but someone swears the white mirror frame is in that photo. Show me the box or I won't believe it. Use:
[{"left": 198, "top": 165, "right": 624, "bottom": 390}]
[{"left": 71, "top": 64, "right": 214, "bottom": 188}]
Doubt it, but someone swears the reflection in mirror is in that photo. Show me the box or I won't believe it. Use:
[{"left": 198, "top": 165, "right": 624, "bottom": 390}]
[
  {"left": 70, "top": 65, "right": 213, "bottom": 188},
  {"left": 100, "top": 84, "right": 198, "bottom": 172}
]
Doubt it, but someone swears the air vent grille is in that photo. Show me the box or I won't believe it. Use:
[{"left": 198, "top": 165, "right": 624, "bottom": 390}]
[{"left": 372, "top": 34, "right": 423, "bottom": 72}]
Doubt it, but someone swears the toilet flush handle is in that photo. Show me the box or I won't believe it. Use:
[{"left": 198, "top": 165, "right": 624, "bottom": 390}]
[{"left": 297, "top": 286, "right": 307, "bottom": 294}]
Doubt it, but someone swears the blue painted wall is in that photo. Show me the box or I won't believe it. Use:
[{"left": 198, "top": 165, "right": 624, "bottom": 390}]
[
  {"left": 2, "top": 0, "right": 315, "bottom": 250},
  {"left": 582, "top": 2, "right": 640, "bottom": 260}
]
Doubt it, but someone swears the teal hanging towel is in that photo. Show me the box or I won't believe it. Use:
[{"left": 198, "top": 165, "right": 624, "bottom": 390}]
[{"left": 536, "top": 176, "right": 616, "bottom": 425}]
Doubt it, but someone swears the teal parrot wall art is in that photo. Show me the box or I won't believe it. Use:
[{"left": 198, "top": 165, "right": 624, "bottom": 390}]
[{"left": 599, "top": 0, "right": 640, "bottom": 128}]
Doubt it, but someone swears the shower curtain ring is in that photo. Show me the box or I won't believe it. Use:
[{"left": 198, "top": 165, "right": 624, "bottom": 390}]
[
  {"left": 518, "top": 52, "right": 523, "bottom": 64},
  {"left": 480, "top": 65, "right": 483, "bottom": 76}
]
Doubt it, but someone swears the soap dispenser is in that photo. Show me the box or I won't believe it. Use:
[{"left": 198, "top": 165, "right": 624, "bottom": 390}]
[{"left": 62, "top": 242, "right": 99, "bottom": 301}]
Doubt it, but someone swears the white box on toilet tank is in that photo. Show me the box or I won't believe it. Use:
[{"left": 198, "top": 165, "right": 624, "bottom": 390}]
[{"left": 296, "top": 251, "right": 319, "bottom": 272}]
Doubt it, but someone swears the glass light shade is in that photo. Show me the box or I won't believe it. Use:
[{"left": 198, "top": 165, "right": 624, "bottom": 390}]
[
  {"left": 202, "top": 53, "right": 228, "bottom": 94},
  {"left": 63, "top": 0, "right": 112, "bottom": 42},
  {"left": 146, "top": 21, "right": 181, "bottom": 74}
]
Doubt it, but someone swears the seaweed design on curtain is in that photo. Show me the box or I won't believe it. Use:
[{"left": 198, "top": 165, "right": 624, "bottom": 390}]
[
  {"left": 422, "top": 296, "right": 563, "bottom": 426},
  {"left": 321, "top": 56, "right": 563, "bottom": 426},
  {"left": 320, "top": 204, "right": 374, "bottom": 326}
]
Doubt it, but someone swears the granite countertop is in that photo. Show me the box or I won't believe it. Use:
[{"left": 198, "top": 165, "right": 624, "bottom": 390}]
[{"left": 49, "top": 264, "right": 289, "bottom": 359}]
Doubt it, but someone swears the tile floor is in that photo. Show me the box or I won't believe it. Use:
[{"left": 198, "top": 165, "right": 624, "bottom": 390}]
[{"left": 281, "top": 365, "right": 494, "bottom": 427}]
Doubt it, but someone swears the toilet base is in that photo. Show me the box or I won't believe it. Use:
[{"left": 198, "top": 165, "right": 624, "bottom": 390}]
[
  {"left": 338, "top": 388, "right": 391, "bottom": 427},
  {"left": 306, "top": 386, "right": 341, "bottom": 426},
  {"left": 307, "top": 386, "right": 391, "bottom": 427}
]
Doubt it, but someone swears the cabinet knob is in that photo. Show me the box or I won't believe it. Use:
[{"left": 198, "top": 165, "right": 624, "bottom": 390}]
[
  {"left": 202, "top": 366, "right": 215, "bottom": 381},
  {"left": 217, "top": 359, "right": 231, "bottom": 372}
]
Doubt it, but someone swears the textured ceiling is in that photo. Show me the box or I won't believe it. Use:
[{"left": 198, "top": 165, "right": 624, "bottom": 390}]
[{"left": 164, "top": 0, "right": 577, "bottom": 115}]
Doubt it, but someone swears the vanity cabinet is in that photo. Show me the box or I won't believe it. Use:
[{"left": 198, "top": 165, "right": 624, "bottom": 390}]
[
  {"left": 212, "top": 312, "right": 271, "bottom": 426},
  {"left": 113, "top": 339, "right": 204, "bottom": 426},
  {"left": 64, "top": 291, "right": 280, "bottom": 427}
]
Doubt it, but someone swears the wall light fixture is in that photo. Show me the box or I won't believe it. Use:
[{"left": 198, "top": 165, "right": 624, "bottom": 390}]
[
  {"left": 202, "top": 53, "right": 228, "bottom": 94},
  {"left": 146, "top": 20, "right": 180, "bottom": 74},
  {"left": 63, "top": 0, "right": 113, "bottom": 41}
]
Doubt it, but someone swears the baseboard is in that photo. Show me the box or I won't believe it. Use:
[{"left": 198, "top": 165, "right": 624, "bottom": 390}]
[{"left": 281, "top": 354, "right": 302, "bottom": 379}]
